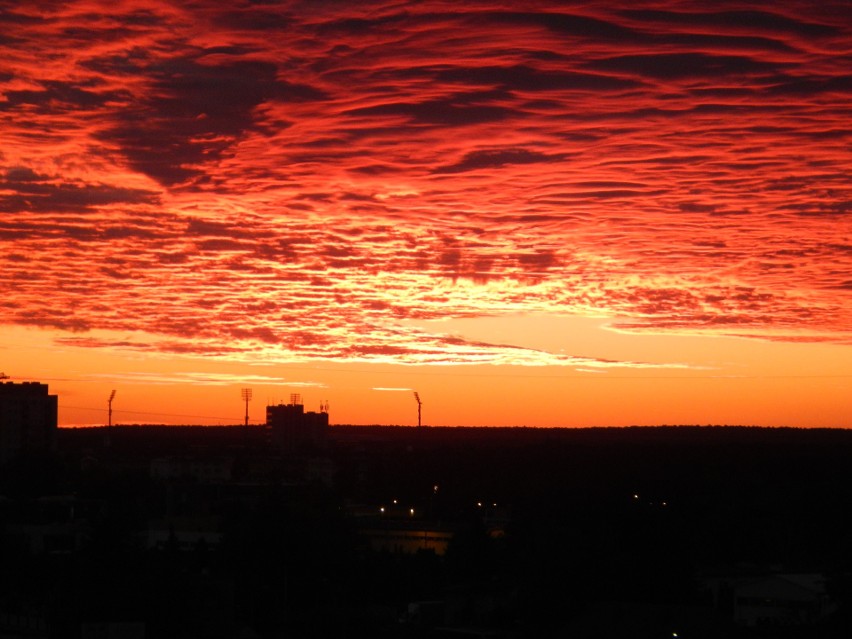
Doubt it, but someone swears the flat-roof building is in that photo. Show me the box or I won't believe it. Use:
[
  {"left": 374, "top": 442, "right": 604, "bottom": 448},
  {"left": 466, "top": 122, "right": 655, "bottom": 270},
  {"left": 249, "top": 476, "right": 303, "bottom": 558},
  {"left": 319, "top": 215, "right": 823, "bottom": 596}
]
[
  {"left": 0, "top": 381, "right": 58, "bottom": 464},
  {"left": 266, "top": 394, "right": 328, "bottom": 454}
]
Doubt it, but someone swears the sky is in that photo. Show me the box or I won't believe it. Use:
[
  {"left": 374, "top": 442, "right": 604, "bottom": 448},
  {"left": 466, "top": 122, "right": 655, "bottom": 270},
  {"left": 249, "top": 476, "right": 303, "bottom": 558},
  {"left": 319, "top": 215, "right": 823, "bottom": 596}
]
[{"left": 1, "top": 0, "right": 850, "bottom": 428}]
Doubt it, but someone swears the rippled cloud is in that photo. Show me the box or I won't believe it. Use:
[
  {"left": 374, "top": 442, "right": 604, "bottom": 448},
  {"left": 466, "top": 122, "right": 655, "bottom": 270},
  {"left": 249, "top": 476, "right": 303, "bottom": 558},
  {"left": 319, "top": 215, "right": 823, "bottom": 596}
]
[{"left": 2, "top": 0, "right": 850, "bottom": 366}]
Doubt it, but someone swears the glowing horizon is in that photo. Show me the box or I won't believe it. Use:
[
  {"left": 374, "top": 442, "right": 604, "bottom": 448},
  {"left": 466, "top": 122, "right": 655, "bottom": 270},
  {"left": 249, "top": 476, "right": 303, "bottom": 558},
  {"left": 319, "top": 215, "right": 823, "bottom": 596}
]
[{"left": 2, "top": 1, "right": 850, "bottom": 427}]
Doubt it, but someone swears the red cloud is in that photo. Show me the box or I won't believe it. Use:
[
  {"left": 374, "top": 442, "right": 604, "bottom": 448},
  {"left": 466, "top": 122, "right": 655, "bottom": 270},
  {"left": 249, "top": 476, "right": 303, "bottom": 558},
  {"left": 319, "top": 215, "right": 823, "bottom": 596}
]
[{"left": 1, "top": 1, "right": 851, "bottom": 363}]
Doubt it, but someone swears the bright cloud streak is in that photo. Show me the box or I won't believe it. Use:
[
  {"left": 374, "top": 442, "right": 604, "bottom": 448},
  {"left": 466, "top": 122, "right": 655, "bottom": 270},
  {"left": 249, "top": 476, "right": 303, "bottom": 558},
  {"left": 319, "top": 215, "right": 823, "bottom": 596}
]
[{"left": 82, "top": 371, "right": 326, "bottom": 387}]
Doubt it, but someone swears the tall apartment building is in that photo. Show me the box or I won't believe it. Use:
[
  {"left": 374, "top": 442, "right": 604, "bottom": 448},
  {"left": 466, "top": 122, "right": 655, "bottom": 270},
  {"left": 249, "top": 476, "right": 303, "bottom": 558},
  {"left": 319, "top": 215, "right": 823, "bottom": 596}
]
[
  {"left": 266, "top": 394, "right": 328, "bottom": 454},
  {"left": 0, "top": 381, "right": 58, "bottom": 464}
]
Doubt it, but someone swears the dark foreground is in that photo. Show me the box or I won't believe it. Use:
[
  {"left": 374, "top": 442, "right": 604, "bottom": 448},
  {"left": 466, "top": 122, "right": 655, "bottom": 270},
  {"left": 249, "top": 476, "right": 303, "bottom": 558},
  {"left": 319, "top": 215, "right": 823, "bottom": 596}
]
[{"left": 2, "top": 425, "right": 852, "bottom": 638}]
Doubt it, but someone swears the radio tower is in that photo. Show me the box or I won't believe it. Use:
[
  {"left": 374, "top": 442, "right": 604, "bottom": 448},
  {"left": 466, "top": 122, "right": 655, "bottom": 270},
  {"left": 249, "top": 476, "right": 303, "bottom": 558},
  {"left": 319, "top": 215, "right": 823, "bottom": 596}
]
[
  {"left": 108, "top": 390, "right": 116, "bottom": 427},
  {"left": 241, "top": 388, "right": 252, "bottom": 427},
  {"left": 413, "top": 392, "right": 422, "bottom": 427}
]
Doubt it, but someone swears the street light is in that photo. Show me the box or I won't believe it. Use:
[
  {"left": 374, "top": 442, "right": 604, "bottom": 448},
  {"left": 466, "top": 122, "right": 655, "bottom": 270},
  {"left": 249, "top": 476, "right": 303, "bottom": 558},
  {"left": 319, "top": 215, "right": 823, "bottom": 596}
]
[
  {"left": 108, "top": 390, "right": 116, "bottom": 427},
  {"left": 241, "top": 388, "right": 252, "bottom": 427}
]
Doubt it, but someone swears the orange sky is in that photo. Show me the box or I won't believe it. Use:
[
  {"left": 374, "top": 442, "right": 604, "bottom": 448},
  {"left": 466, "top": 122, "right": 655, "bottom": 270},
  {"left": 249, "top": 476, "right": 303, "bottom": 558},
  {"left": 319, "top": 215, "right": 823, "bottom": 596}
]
[{"left": 1, "top": 1, "right": 851, "bottom": 427}]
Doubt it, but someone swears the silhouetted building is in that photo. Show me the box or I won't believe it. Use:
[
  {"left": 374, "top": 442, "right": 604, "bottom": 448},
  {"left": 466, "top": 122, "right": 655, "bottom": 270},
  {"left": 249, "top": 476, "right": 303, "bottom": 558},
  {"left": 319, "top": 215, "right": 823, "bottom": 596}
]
[
  {"left": 1, "top": 495, "right": 96, "bottom": 554},
  {"left": 360, "top": 522, "right": 456, "bottom": 556},
  {"left": 734, "top": 573, "right": 833, "bottom": 627},
  {"left": 704, "top": 570, "right": 835, "bottom": 627},
  {"left": 266, "top": 394, "right": 328, "bottom": 454},
  {"left": 0, "top": 381, "right": 57, "bottom": 464}
]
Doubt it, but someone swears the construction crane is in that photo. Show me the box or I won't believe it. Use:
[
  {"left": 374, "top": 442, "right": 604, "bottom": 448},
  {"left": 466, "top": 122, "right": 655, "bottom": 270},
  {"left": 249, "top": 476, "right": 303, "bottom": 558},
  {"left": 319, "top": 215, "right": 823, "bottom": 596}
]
[
  {"left": 413, "top": 391, "right": 422, "bottom": 428},
  {"left": 108, "top": 390, "right": 116, "bottom": 427}
]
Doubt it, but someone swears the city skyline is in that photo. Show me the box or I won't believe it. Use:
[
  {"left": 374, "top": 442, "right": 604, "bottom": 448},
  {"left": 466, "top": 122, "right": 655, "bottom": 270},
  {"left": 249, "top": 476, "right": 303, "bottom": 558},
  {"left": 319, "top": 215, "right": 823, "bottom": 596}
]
[{"left": 1, "top": 1, "right": 850, "bottom": 427}]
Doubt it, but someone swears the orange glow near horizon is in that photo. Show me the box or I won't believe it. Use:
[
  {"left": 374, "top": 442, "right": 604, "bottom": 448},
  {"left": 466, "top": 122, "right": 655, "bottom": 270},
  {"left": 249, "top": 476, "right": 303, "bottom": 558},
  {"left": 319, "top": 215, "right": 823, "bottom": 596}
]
[
  {"left": 5, "top": 322, "right": 850, "bottom": 429},
  {"left": 1, "top": 2, "right": 851, "bottom": 428}
]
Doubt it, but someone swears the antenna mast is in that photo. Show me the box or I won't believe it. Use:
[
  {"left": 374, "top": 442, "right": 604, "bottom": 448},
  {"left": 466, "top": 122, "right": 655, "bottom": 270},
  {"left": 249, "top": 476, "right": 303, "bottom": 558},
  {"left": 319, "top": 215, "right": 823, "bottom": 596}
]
[
  {"left": 413, "top": 392, "right": 422, "bottom": 428},
  {"left": 241, "top": 388, "right": 252, "bottom": 427},
  {"left": 108, "top": 390, "right": 116, "bottom": 427}
]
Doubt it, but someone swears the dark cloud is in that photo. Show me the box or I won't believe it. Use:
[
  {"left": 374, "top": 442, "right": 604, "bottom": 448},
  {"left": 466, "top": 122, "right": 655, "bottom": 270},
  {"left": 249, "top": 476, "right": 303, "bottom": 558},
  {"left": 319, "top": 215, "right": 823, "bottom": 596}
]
[
  {"left": 765, "top": 74, "right": 852, "bottom": 96},
  {"left": 98, "top": 57, "right": 281, "bottom": 186},
  {"left": 620, "top": 9, "right": 841, "bottom": 38},
  {"left": 0, "top": 168, "right": 159, "bottom": 213},
  {"left": 185, "top": 218, "right": 270, "bottom": 240},
  {"left": 196, "top": 238, "right": 254, "bottom": 252},
  {"left": 585, "top": 52, "right": 785, "bottom": 80},
  {"left": 495, "top": 11, "right": 640, "bottom": 41},
  {"left": 211, "top": 9, "right": 294, "bottom": 31},
  {"left": 0, "top": 7, "right": 45, "bottom": 26},
  {"left": 653, "top": 32, "right": 798, "bottom": 54},
  {"left": 344, "top": 91, "right": 519, "bottom": 126},
  {"left": 435, "top": 65, "right": 641, "bottom": 92},
  {"left": 271, "top": 80, "right": 330, "bottom": 102},
  {"left": 516, "top": 250, "right": 557, "bottom": 271},
  {"left": 314, "top": 12, "right": 413, "bottom": 37},
  {"left": 433, "top": 148, "right": 564, "bottom": 174},
  {"left": 14, "top": 311, "right": 92, "bottom": 333},
  {"left": 1, "top": 80, "right": 129, "bottom": 112}
]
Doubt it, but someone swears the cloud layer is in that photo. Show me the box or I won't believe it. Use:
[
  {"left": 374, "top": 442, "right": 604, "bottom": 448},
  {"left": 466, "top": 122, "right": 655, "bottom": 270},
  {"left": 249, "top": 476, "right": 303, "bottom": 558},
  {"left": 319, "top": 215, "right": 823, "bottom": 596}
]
[{"left": 2, "top": 0, "right": 851, "bottom": 365}]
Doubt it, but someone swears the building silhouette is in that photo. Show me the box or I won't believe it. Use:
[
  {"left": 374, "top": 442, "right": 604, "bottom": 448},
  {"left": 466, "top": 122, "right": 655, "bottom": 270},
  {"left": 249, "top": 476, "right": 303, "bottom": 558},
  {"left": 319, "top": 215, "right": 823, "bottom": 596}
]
[
  {"left": 266, "top": 394, "right": 328, "bottom": 454},
  {"left": 0, "top": 381, "right": 58, "bottom": 464}
]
